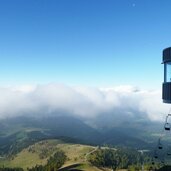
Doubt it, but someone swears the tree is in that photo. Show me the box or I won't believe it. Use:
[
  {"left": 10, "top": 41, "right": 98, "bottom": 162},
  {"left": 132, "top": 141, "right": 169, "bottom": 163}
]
[
  {"left": 46, "top": 150, "right": 66, "bottom": 170},
  {"left": 88, "top": 149, "right": 120, "bottom": 170},
  {"left": 28, "top": 149, "right": 66, "bottom": 171}
]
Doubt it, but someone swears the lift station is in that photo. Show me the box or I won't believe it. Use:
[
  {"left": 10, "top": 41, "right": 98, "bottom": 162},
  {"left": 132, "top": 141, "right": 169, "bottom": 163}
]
[
  {"left": 162, "top": 47, "right": 171, "bottom": 103},
  {"left": 151, "top": 47, "right": 171, "bottom": 169}
]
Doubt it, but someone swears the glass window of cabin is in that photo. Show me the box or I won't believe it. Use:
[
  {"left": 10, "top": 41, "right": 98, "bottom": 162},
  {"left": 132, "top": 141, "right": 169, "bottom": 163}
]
[{"left": 165, "top": 62, "right": 171, "bottom": 82}]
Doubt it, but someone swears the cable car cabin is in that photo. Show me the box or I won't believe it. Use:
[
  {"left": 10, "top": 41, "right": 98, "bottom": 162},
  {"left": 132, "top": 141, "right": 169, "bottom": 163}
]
[
  {"left": 161, "top": 160, "right": 165, "bottom": 164},
  {"left": 154, "top": 150, "right": 158, "bottom": 159},
  {"left": 154, "top": 155, "right": 158, "bottom": 159},
  {"left": 164, "top": 122, "right": 171, "bottom": 131},
  {"left": 158, "top": 141, "right": 163, "bottom": 149},
  {"left": 162, "top": 47, "right": 171, "bottom": 103},
  {"left": 158, "top": 144, "right": 163, "bottom": 149},
  {"left": 167, "top": 152, "right": 171, "bottom": 156},
  {"left": 157, "top": 138, "right": 163, "bottom": 149}
]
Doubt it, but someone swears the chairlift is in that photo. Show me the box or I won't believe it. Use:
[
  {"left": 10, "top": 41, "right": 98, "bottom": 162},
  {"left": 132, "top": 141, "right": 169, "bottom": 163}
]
[{"left": 164, "top": 122, "right": 170, "bottom": 131}]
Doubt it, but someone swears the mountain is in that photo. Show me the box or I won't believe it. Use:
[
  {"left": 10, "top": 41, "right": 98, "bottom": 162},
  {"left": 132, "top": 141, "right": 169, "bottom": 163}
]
[
  {"left": 85, "top": 111, "right": 163, "bottom": 145},
  {"left": 0, "top": 114, "right": 161, "bottom": 155}
]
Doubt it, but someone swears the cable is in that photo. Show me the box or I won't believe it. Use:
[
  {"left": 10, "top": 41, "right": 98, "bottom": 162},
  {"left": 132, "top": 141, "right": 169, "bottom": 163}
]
[{"left": 153, "top": 107, "right": 171, "bottom": 167}]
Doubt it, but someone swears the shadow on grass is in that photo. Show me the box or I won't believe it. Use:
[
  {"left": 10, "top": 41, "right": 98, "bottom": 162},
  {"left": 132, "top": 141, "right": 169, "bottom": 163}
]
[
  {"left": 58, "top": 163, "right": 84, "bottom": 171},
  {"left": 157, "top": 165, "right": 171, "bottom": 171}
]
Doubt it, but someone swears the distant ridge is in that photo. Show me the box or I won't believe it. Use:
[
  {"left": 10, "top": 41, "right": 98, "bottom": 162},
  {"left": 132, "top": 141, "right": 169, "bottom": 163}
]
[{"left": 0, "top": 115, "right": 155, "bottom": 154}]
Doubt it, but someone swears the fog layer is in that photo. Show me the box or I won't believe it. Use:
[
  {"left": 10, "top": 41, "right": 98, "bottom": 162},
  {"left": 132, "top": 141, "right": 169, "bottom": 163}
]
[{"left": 0, "top": 84, "right": 168, "bottom": 121}]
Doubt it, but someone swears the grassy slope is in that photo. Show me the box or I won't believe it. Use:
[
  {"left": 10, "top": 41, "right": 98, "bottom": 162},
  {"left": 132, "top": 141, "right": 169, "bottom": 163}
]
[{"left": 0, "top": 139, "right": 109, "bottom": 171}]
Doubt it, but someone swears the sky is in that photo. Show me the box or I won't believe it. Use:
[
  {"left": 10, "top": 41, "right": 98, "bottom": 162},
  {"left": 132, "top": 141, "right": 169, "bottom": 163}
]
[
  {"left": 0, "top": 0, "right": 171, "bottom": 89},
  {"left": 0, "top": 0, "right": 171, "bottom": 120}
]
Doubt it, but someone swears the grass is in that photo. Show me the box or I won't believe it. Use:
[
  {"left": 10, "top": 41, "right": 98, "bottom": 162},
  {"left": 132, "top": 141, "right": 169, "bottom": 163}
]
[{"left": 59, "top": 144, "right": 94, "bottom": 165}]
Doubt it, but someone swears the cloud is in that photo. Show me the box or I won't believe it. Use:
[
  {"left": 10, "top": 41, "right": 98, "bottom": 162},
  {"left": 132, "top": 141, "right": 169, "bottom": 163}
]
[{"left": 0, "top": 83, "right": 168, "bottom": 121}]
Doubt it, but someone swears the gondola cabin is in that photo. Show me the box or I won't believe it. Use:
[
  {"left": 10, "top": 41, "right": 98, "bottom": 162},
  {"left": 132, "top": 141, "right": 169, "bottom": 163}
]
[
  {"left": 154, "top": 155, "right": 158, "bottom": 159},
  {"left": 167, "top": 152, "right": 171, "bottom": 156},
  {"left": 158, "top": 138, "right": 163, "bottom": 150},
  {"left": 158, "top": 144, "right": 163, "bottom": 150},
  {"left": 164, "top": 122, "right": 170, "bottom": 131},
  {"left": 162, "top": 47, "right": 171, "bottom": 103}
]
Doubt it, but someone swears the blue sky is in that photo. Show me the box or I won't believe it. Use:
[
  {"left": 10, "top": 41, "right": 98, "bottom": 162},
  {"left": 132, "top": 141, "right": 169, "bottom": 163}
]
[{"left": 0, "top": 0, "right": 171, "bottom": 89}]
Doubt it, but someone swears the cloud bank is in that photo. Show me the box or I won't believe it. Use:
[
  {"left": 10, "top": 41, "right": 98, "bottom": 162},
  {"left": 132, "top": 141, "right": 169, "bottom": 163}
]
[{"left": 0, "top": 83, "right": 169, "bottom": 121}]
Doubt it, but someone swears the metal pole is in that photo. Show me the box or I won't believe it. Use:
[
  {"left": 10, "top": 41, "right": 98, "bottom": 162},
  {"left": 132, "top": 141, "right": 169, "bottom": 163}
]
[
  {"left": 142, "top": 151, "right": 144, "bottom": 171},
  {"left": 138, "top": 150, "right": 149, "bottom": 171}
]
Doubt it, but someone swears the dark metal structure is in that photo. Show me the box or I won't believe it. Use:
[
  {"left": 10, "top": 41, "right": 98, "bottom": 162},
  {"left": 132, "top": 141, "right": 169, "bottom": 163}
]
[
  {"left": 162, "top": 47, "right": 171, "bottom": 103},
  {"left": 152, "top": 55, "right": 171, "bottom": 166}
]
